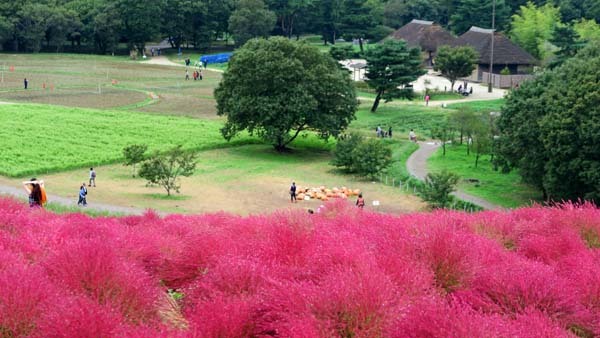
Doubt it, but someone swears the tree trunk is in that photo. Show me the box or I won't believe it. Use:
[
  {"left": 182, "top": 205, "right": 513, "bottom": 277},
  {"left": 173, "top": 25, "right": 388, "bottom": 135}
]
[
  {"left": 358, "top": 38, "right": 364, "bottom": 53},
  {"left": 371, "top": 91, "right": 383, "bottom": 112},
  {"left": 475, "top": 153, "right": 479, "bottom": 168},
  {"left": 459, "top": 129, "right": 463, "bottom": 144},
  {"left": 442, "top": 142, "right": 446, "bottom": 156},
  {"left": 450, "top": 80, "right": 455, "bottom": 91}
]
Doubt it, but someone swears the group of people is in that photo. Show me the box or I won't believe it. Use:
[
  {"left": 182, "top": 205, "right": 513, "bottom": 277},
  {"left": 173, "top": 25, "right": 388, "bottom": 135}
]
[
  {"left": 149, "top": 47, "right": 161, "bottom": 57},
  {"left": 78, "top": 168, "right": 96, "bottom": 207},
  {"left": 376, "top": 126, "right": 392, "bottom": 138},
  {"left": 185, "top": 69, "right": 203, "bottom": 81},
  {"left": 22, "top": 168, "right": 96, "bottom": 209},
  {"left": 289, "top": 182, "right": 365, "bottom": 210},
  {"left": 457, "top": 83, "right": 473, "bottom": 96}
]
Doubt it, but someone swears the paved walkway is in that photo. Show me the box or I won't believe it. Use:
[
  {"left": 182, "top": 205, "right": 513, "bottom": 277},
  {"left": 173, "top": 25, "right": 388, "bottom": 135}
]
[
  {"left": 0, "top": 185, "right": 145, "bottom": 215},
  {"left": 406, "top": 141, "right": 501, "bottom": 210}
]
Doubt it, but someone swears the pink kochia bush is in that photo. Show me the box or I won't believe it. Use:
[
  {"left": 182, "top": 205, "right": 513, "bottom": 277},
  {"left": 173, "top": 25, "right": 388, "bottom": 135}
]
[{"left": 1, "top": 198, "right": 600, "bottom": 337}]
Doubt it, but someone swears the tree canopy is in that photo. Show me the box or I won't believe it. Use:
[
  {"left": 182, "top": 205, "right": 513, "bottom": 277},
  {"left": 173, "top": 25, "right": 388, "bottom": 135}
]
[
  {"left": 228, "top": 0, "right": 276, "bottom": 47},
  {"left": 215, "top": 37, "right": 358, "bottom": 151},
  {"left": 497, "top": 43, "right": 600, "bottom": 203},
  {"left": 434, "top": 45, "right": 478, "bottom": 90},
  {"left": 364, "top": 39, "right": 425, "bottom": 112},
  {"left": 510, "top": 2, "right": 561, "bottom": 60}
]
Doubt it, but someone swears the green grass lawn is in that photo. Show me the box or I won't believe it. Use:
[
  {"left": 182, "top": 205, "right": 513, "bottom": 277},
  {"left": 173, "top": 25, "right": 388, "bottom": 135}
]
[
  {"left": 428, "top": 144, "right": 541, "bottom": 208},
  {"left": 350, "top": 104, "right": 449, "bottom": 139},
  {"left": 0, "top": 103, "right": 259, "bottom": 177},
  {"left": 446, "top": 99, "right": 505, "bottom": 113},
  {"left": 428, "top": 92, "right": 464, "bottom": 101}
]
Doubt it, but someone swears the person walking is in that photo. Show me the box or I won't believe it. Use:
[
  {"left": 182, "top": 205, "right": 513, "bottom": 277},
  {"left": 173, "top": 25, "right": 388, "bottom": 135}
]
[
  {"left": 376, "top": 125, "right": 382, "bottom": 138},
  {"left": 425, "top": 95, "right": 430, "bottom": 106},
  {"left": 356, "top": 193, "right": 365, "bottom": 209},
  {"left": 89, "top": 168, "right": 96, "bottom": 187},
  {"left": 23, "top": 178, "right": 46, "bottom": 208},
  {"left": 388, "top": 126, "right": 392, "bottom": 138},
  {"left": 24, "top": 78, "right": 28, "bottom": 90},
  {"left": 198, "top": 69, "right": 203, "bottom": 80},
  {"left": 78, "top": 183, "right": 88, "bottom": 206},
  {"left": 290, "top": 182, "right": 297, "bottom": 203},
  {"left": 185, "top": 69, "right": 190, "bottom": 80}
]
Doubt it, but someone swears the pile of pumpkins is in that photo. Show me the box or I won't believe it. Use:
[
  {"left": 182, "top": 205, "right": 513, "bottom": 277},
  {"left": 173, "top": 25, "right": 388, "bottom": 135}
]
[{"left": 296, "top": 186, "right": 361, "bottom": 202}]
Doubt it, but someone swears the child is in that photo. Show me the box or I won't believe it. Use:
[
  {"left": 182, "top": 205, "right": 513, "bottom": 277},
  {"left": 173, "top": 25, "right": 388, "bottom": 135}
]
[{"left": 356, "top": 193, "right": 365, "bottom": 209}]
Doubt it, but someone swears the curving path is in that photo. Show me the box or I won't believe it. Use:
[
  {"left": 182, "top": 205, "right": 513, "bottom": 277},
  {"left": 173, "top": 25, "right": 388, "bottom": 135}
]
[
  {"left": 0, "top": 184, "right": 146, "bottom": 215},
  {"left": 406, "top": 141, "right": 502, "bottom": 210}
]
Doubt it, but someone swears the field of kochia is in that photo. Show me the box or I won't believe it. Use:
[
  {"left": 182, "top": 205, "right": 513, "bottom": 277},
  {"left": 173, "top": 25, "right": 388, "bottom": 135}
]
[
  {"left": 0, "top": 103, "right": 257, "bottom": 177},
  {"left": 1, "top": 198, "right": 599, "bottom": 336}
]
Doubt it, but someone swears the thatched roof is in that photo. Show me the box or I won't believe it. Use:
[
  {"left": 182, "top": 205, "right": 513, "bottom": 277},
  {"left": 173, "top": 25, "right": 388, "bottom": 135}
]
[
  {"left": 453, "top": 26, "right": 537, "bottom": 65},
  {"left": 390, "top": 19, "right": 457, "bottom": 53}
]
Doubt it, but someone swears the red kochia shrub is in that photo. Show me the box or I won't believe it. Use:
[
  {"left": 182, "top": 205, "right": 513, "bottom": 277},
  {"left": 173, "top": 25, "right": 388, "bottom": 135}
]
[{"left": 1, "top": 196, "right": 600, "bottom": 337}]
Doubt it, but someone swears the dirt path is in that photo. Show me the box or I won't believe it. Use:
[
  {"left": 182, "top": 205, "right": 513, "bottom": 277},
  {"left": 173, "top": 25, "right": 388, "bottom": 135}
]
[
  {"left": 406, "top": 141, "right": 501, "bottom": 210},
  {"left": 0, "top": 184, "right": 145, "bottom": 215}
]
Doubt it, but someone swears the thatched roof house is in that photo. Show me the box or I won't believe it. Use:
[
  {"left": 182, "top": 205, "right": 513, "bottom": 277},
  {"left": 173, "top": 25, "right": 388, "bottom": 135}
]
[
  {"left": 453, "top": 26, "right": 537, "bottom": 80},
  {"left": 390, "top": 19, "right": 457, "bottom": 67}
]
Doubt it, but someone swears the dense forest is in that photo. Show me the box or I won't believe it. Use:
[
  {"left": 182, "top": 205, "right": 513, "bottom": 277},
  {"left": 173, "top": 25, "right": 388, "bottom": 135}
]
[{"left": 0, "top": 0, "right": 598, "bottom": 57}]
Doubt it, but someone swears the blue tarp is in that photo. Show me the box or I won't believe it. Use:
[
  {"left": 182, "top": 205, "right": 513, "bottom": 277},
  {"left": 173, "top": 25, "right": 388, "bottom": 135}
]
[{"left": 199, "top": 53, "right": 232, "bottom": 65}]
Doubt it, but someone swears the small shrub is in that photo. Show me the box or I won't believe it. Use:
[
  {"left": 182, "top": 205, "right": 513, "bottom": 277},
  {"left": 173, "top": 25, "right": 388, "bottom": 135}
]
[
  {"left": 138, "top": 145, "right": 197, "bottom": 196},
  {"left": 351, "top": 139, "right": 392, "bottom": 179},
  {"left": 123, "top": 144, "right": 148, "bottom": 177},
  {"left": 332, "top": 134, "right": 392, "bottom": 179},
  {"left": 331, "top": 133, "right": 364, "bottom": 170},
  {"left": 422, "top": 170, "right": 460, "bottom": 209}
]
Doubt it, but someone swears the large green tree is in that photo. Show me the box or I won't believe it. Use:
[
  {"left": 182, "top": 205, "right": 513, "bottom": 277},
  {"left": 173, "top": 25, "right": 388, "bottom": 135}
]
[
  {"left": 383, "top": 0, "right": 442, "bottom": 29},
  {"left": 339, "top": 0, "right": 382, "bottom": 52},
  {"left": 433, "top": 45, "right": 478, "bottom": 90},
  {"left": 316, "top": 0, "right": 344, "bottom": 44},
  {"left": 548, "top": 25, "right": 583, "bottom": 68},
  {"left": 510, "top": 2, "right": 561, "bottom": 61},
  {"left": 497, "top": 43, "right": 600, "bottom": 203},
  {"left": 364, "top": 39, "right": 425, "bottom": 112},
  {"left": 115, "top": 0, "right": 162, "bottom": 53},
  {"left": 215, "top": 37, "right": 358, "bottom": 151},
  {"left": 228, "top": 0, "right": 276, "bottom": 47},
  {"left": 450, "top": 0, "right": 510, "bottom": 34},
  {"left": 265, "top": 0, "right": 313, "bottom": 38},
  {"left": 161, "top": 0, "right": 207, "bottom": 49}
]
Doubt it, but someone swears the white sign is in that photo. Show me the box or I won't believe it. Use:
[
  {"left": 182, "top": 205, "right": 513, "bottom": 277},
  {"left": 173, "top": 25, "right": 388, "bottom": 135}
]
[{"left": 372, "top": 200, "right": 380, "bottom": 206}]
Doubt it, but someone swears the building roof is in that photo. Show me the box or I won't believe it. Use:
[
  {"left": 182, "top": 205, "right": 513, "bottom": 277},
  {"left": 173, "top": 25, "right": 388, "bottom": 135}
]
[
  {"left": 390, "top": 19, "right": 457, "bottom": 53},
  {"left": 453, "top": 26, "right": 537, "bottom": 65}
]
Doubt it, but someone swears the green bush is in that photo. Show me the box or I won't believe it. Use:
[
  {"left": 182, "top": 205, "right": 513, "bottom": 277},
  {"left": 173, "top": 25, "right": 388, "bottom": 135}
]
[
  {"left": 332, "top": 133, "right": 364, "bottom": 169},
  {"left": 332, "top": 134, "right": 392, "bottom": 179},
  {"left": 422, "top": 170, "right": 460, "bottom": 209}
]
